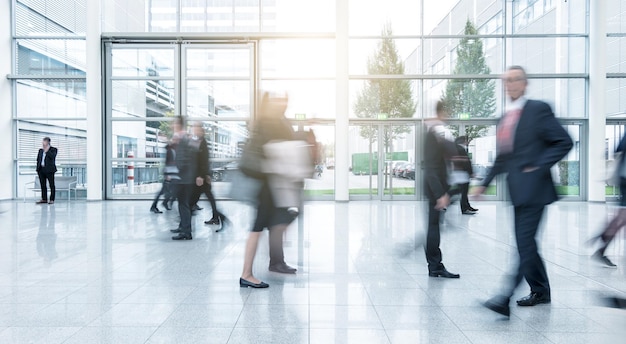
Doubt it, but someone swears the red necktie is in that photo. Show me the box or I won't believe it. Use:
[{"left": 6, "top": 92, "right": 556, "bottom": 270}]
[{"left": 497, "top": 109, "right": 521, "bottom": 153}]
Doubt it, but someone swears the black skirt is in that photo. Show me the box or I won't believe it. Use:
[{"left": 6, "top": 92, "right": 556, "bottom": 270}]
[{"left": 252, "top": 181, "right": 297, "bottom": 232}]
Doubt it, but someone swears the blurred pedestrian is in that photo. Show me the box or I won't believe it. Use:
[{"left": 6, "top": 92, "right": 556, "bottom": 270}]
[
  {"left": 169, "top": 116, "right": 203, "bottom": 241},
  {"left": 188, "top": 123, "right": 229, "bottom": 232},
  {"left": 589, "top": 133, "right": 626, "bottom": 268},
  {"left": 150, "top": 132, "right": 180, "bottom": 213},
  {"left": 422, "top": 100, "right": 460, "bottom": 279},
  {"left": 240, "top": 92, "right": 312, "bottom": 288},
  {"left": 453, "top": 136, "right": 477, "bottom": 215},
  {"left": 474, "top": 66, "right": 573, "bottom": 317}
]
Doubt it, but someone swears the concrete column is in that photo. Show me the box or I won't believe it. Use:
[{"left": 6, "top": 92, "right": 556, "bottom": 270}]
[
  {"left": 335, "top": 0, "right": 349, "bottom": 201},
  {"left": 588, "top": 0, "right": 607, "bottom": 202},
  {"left": 0, "top": 0, "right": 13, "bottom": 200},
  {"left": 86, "top": 0, "right": 103, "bottom": 200}
]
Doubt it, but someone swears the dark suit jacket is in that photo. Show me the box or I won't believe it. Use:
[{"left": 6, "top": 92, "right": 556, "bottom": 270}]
[
  {"left": 175, "top": 135, "right": 201, "bottom": 184},
  {"left": 454, "top": 144, "right": 473, "bottom": 175},
  {"left": 482, "top": 99, "right": 573, "bottom": 207},
  {"left": 36, "top": 147, "right": 58, "bottom": 174},
  {"left": 423, "top": 123, "right": 456, "bottom": 202}
]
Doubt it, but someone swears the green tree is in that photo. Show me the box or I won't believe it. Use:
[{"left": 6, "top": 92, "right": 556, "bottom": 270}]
[
  {"left": 354, "top": 23, "right": 416, "bottom": 152},
  {"left": 441, "top": 19, "right": 496, "bottom": 144},
  {"left": 158, "top": 110, "right": 176, "bottom": 139}
]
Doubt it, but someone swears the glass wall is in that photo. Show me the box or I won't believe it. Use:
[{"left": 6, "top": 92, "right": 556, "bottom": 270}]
[
  {"left": 12, "top": 0, "right": 88, "bottom": 199},
  {"left": 11, "top": 0, "right": 603, "bottom": 200}
]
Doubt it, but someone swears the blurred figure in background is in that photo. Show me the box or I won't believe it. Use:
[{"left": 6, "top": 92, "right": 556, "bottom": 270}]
[
  {"left": 590, "top": 133, "right": 626, "bottom": 268},
  {"left": 169, "top": 116, "right": 203, "bottom": 241},
  {"left": 150, "top": 130, "right": 180, "bottom": 213},
  {"left": 475, "top": 66, "right": 572, "bottom": 317},
  {"left": 453, "top": 136, "right": 478, "bottom": 215},
  {"left": 240, "top": 92, "right": 312, "bottom": 288},
  {"left": 188, "top": 123, "right": 229, "bottom": 232},
  {"left": 421, "top": 100, "right": 460, "bottom": 279}
]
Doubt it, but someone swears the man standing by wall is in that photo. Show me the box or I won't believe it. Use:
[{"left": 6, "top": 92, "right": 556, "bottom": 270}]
[
  {"left": 36, "top": 137, "right": 57, "bottom": 205},
  {"left": 474, "top": 66, "right": 573, "bottom": 317}
]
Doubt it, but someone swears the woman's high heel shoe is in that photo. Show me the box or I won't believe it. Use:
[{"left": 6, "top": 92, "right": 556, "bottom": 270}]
[{"left": 239, "top": 278, "right": 269, "bottom": 288}]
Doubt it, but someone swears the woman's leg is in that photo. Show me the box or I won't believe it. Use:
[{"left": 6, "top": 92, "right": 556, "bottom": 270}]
[{"left": 241, "top": 231, "right": 263, "bottom": 283}]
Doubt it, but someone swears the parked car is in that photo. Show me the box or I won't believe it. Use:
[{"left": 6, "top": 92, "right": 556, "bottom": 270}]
[
  {"left": 211, "top": 161, "right": 239, "bottom": 182},
  {"left": 403, "top": 163, "right": 415, "bottom": 180},
  {"left": 386, "top": 160, "right": 408, "bottom": 175},
  {"left": 393, "top": 162, "right": 410, "bottom": 178}
]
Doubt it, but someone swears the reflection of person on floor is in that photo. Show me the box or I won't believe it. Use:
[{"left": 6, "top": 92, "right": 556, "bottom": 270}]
[{"left": 37, "top": 206, "right": 57, "bottom": 265}]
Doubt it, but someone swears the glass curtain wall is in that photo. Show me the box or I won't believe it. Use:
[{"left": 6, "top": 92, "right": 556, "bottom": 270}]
[
  {"left": 606, "top": 0, "right": 626, "bottom": 200},
  {"left": 11, "top": 0, "right": 88, "bottom": 200},
  {"left": 12, "top": 1, "right": 595, "bottom": 200},
  {"left": 347, "top": 0, "right": 588, "bottom": 200}
]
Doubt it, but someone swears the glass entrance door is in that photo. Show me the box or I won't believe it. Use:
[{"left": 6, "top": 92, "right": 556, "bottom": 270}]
[
  {"left": 348, "top": 122, "right": 418, "bottom": 200},
  {"left": 104, "top": 42, "right": 255, "bottom": 199}
]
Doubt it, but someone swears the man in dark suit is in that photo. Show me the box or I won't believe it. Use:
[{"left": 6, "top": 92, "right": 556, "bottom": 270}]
[
  {"left": 422, "top": 101, "right": 460, "bottom": 279},
  {"left": 36, "top": 137, "right": 58, "bottom": 205},
  {"left": 474, "top": 66, "right": 573, "bottom": 317},
  {"left": 169, "top": 117, "right": 202, "bottom": 241}
]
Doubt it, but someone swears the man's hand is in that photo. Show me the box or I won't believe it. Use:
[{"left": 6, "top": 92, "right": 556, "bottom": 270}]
[
  {"left": 196, "top": 177, "right": 204, "bottom": 186},
  {"left": 435, "top": 193, "right": 450, "bottom": 210},
  {"left": 471, "top": 186, "right": 486, "bottom": 200},
  {"left": 205, "top": 175, "right": 211, "bottom": 184}
]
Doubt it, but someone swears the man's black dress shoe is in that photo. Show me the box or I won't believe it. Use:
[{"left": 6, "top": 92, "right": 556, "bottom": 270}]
[
  {"left": 461, "top": 210, "right": 476, "bottom": 215},
  {"left": 483, "top": 296, "right": 510, "bottom": 317},
  {"left": 516, "top": 292, "right": 550, "bottom": 306},
  {"left": 468, "top": 206, "right": 479, "bottom": 212},
  {"left": 269, "top": 262, "right": 297, "bottom": 274},
  {"left": 192, "top": 204, "right": 203, "bottom": 211},
  {"left": 150, "top": 206, "right": 163, "bottom": 214},
  {"left": 162, "top": 202, "right": 171, "bottom": 211},
  {"left": 601, "top": 296, "right": 626, "bottom": 309},
  {"left": 428, "top": 269, "right": 460, "bottom": 278},
  {"left": 172, "top": 234, "right": 192, "bottom": 240},
  {"left": 240, "top": 278, "right": 269, "bottom": 288}
]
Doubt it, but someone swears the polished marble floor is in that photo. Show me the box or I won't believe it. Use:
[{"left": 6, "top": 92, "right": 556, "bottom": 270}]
[{"left": 0, "top": 199, "right": 624, "bottom": 343}]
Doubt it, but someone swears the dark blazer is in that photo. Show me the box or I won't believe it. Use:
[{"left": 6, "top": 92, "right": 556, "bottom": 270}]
[
  {"left": 197, "top": 138, "right": 210, "bottom": 178},
  {"left": 455, "top": 144, "right": 473, "bottom": 175},
  {"left": 175, "top": 135, "right": 201, "bottom": 184},
  {"left": 423, "top": 123, "right": 455, "bottom": 201},
  {"left": 36, "top": 147, "right": 57, "bottom": 174},
  {"left": 615, "top": 135, "right": 626, "bottom": 174},
  {"left": 482, "top": 99, "right": 573, "bottom": 207}
]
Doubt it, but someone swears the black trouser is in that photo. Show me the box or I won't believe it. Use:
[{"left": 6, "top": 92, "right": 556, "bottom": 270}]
[
  {"left": 38, "top": 171, "right": 55, "bottom": 201},
  {"left": 192, "top": 182, "right": 221, "bottom": 219},
  {"left": 459, "top": 182, "right": 471, "bottom": 211},
  {"left": 506, "top": 205, "right": 550, "bottom": 297},
  {"left": 425, "top": 200, "right": 444, "bottom": 271},
  {"left": 151, "top": 180, "right": 173, "bottom": 208},
  {"left": 177, "top": 183, "right": 194, "bottom": 236}
]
